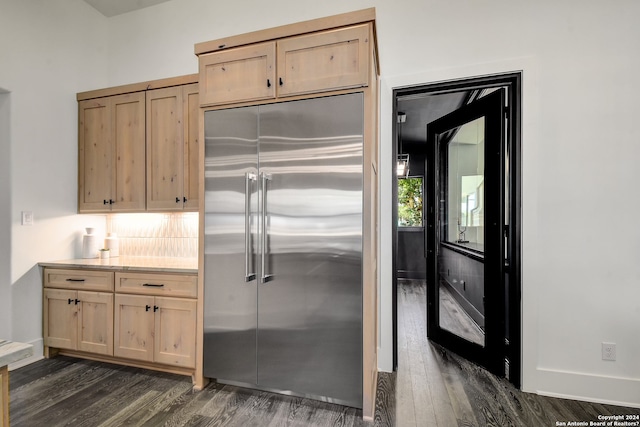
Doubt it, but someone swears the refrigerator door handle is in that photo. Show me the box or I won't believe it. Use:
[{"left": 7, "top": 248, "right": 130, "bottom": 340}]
[
  {"left": 261, "top": 172, "right": 274, "bottom": 283},
  {"left": 245, "top": 172, "right": 257, "bottom": 282}
]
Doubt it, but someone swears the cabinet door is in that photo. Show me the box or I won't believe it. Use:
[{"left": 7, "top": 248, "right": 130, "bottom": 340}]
[
  {"left": 146, "top": 87, "right": 184, "bottom": 210},
  {"left": 183, "top": 83, "right": 200, "bottom": 210},
  {"left": 199, "top": 42, "right": 275, "bottom": 106},
  {"left": 112, "top": 92, "right": 146, "bottom": 212},
  {"left": 154, "top": 297, "right": 197, "bottom": 368},
  {"left": 78, "top": 98, "right": 112, "bottom": 213},
  {"left": 114, "top": 294, "right": 154, "bottom": 362},
  {"left": 44, "top": 289, "right": 77, "bottom": 350},
  {"left": 77, "top": 291, "right": 114, "bottom": 355},
  {"left": 277, "top": 24, "right": 370, "bottom": 97}
]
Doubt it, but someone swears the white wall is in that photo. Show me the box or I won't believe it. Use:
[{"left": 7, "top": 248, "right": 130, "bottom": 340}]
[
  {"left": 2, "top": 0, "right": 639, "bottom": 408},
  {"left": 0, "top": 0, "right": 108, "bottom": 362},
  {"left": 0, "top": 90, "right": 10, "bottom": 339}
]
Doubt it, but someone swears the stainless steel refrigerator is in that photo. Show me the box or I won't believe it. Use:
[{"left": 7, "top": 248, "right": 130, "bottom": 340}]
[{"left": 203, "top": 93, "right": 364, "bottom": 407}]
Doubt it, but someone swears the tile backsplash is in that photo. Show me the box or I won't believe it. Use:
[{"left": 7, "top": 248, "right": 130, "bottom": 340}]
[{"left": 107, "top": 213, "right": 198, "bottom": 258}]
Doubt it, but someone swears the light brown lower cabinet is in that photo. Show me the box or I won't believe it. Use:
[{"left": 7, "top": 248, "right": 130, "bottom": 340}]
[
  {"left": 43, "top": 267, "right": 198, "bottom": 379},
  {"left": 43, "top": 289, "right": 114, "bottom": 356},
  {"left": 114, "top": 294, "right": 196, "bottom": 368}
]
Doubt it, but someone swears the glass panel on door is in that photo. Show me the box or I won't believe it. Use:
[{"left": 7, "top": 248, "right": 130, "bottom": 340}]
[{"left": 439, "top": 117, "right": 485, "bottom": 347}]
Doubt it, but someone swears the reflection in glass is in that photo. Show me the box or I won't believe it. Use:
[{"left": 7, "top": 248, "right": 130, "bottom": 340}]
[
  {"left": 439, "top": 116, "right": 486, "bottom": 347},
  {"left": 446, "top": 117, "right": 485, "bottom": 252}
]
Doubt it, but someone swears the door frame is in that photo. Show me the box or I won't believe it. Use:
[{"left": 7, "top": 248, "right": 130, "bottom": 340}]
[{"left": 392, "top": 72, "right": 522, "bottom": 387}]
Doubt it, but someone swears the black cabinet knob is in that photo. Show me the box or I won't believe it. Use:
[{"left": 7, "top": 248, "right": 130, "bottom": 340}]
[
  {"left": 176, "top": 197, "right": 180, "bottom": 203},
  {"left": 279, "top": 77, "right": 283, "bottom": 86},
  {"left": 267, "top": 79, "right": 271, "bottom": 88},
  {"left": 153, "top": 305, "right": 159, "bottom": 312},
  {"left": 68, "top": 298, "right": 73, "bottom": 304},
  {"left": 145, "top": 305, "right": 151, "bottom": 312}
]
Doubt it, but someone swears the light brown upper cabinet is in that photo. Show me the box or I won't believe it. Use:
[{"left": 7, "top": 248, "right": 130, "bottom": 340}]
[
  {"left": 199, "top": 42, "right": 275, "bottom": 106},
  {"left": 146, "top": 84, "right": 199, "bottom": 211},
  {"left": 276, "top": 24, "right": 370, "bottom": 97},
  {"left": 197, "top": 24, "right": 370, "bottom": 106},
  {"left": 78, "top": 92, "right": 146, "bottom": 213}
]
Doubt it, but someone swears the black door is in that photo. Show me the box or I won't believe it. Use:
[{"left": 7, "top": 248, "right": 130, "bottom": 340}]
[{"left": 426, "top": 89, "right": 506, "bottom": 376}]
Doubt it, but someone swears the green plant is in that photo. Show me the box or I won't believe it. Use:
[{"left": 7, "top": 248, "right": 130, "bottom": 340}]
[{"left": 398, "top": 177, "right": 423, "bottom": 226}]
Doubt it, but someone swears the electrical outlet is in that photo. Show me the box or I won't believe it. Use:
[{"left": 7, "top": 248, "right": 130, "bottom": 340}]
[{"left": 602, "top": 342, "right": 616, "bottom": 361}]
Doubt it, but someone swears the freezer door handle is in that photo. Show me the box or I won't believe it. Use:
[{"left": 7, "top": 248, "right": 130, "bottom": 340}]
[
  {"left": 245, "top": 172, "right": 257, "bottom": 282},
  {"left": 261, "top": 172, "right": 273, "bottom": 283}
]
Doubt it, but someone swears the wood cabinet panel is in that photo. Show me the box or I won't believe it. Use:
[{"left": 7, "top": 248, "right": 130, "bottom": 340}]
[
  {"left": 115, "top": 272, "right": 197, "bottom": 298},
  {"left": 114, "top": 293, "right": 196, "bottom": 368},
  {"left": 78, "top": 92, "right": 145, "bottom": 213},
  {"left": 0, "top": 366, "right": 7, "bottom": 427},
  {"left": 154, "top": 297, "right": 197, "bottom": 368},
  {"left": 183, "top": 84, "right": 200, "bottom": 210},
  {"left": 277, "top": 24, "right": 370, "bottom": 97},
  {"left": 199, "top": 42, "right": 275, "bottom": 106},
  {"left": 44, "top": 268, "right": 114, "bottom": 292},
  {"left": 112, "top": 93, "right": 146, "bottom": 211},
  {"left": 146, "top": 84, "right": 200, "bottom": 211},
  {"left": 77, "top": 291, "right": 114, "bottom": 355},
  {"left": 114, "top": 294, "right": 155, "bottom": 362},
  {"left": 44, "top": 289, "right": 114, "bottom": 356},
  {"left": 44, "top": 289, "right": 77, "bottom": 350},
  {"left": 78, "top": 99, "right": 112, "bottom": 212},
  {"left": 146, "top": 87, "right": 183, "bottom": 210}
]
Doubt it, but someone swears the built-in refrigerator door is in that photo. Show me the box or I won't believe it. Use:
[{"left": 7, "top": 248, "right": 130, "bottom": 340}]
[
  {"left": 257, "top": 94, "right": 364, "bottom": 407},
  {"left": 203, "top": 106, "right": 259, "bottom": 384}
]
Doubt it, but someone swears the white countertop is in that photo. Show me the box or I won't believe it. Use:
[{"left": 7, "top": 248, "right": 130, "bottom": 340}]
[
  {"left": 39, "top": 256, "right": 198, "bottom": 274},
  {"left": 0, "top": 340, "right": 33, "bottom": 368}
]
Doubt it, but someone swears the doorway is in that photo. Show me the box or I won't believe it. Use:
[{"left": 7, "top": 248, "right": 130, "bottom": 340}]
[{"left": 392, "top": 73, "right": 521, "bottom": 387}]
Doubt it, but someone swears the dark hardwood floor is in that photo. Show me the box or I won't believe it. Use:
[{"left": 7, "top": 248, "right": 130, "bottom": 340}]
[{"left": 10, "top": 281, "right": 639, "bottom": 426}]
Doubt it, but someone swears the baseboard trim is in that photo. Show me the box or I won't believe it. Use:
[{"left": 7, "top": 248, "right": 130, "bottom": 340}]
[
  {"left": 536, "top": 367, "right": 640, "bottom": 409},
  {"left": 9, "top": 338, "right": 44, "bottom": 370}
]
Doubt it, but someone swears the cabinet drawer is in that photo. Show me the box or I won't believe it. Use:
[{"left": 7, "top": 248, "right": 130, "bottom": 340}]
[
  {"left": 115, "top": 272, "right": 197, "bottom": 298},
  {"left": 44, "top": 268, "right": 114, "bottom": 292}
]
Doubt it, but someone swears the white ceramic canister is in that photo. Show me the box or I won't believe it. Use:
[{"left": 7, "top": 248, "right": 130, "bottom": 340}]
[
  {"left": 82, "top": 227, "right": 99, "bottom": 259},
  {"left": 105, "top": 232, "right": 119, "bottom": 257}
]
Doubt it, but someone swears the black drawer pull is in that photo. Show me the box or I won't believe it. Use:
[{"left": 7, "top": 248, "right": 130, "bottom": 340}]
[
  {"left": 68, "top": 298, "right": 73, "bottom": 304},
  {"left": 145, "top": 305, "right": 151, "bottom": 312},
  {"left": 66, "top": 278, "right": 85, "bottom": 282},
  {"left": 153, "top": 305, "right": 159, "bottom": 312},
  {"left": 142, "top": 283, "right": 165, "bottom": 287}
]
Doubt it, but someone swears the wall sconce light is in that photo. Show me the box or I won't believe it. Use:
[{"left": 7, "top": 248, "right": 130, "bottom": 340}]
[
  {"left": 397, "top": 111, "right": 409, "bottom": 177},
  {"left": 397, "top": 153, "right": 410, "bottom": 177}
]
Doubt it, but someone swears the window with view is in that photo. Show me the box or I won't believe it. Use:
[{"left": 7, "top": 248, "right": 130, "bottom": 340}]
[{"left": 398, "top": 177, "right": 423, "bottom": 227}]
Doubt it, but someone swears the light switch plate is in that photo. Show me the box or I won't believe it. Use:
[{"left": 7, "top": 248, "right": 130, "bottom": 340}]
[{"left": 21, "top": 211, "right": 33, "bottom": 226}]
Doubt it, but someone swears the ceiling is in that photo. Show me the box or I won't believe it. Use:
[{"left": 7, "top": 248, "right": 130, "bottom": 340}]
[
  {"left": 397, "top": 92, "right": 467, "bottom": 150},
  {"left": 83, "top": 0, "right": 173, "bottom": 17}
]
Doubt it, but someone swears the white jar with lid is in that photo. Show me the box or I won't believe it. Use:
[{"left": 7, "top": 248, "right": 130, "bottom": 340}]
[{"left": 105, "top": 232, "right": 119, "bottom": 257}]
